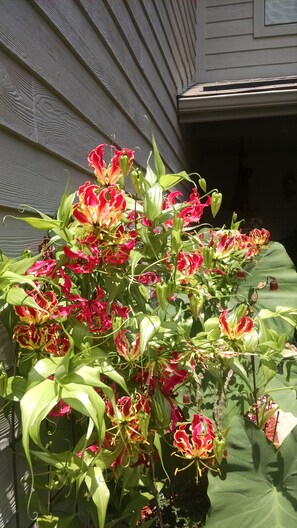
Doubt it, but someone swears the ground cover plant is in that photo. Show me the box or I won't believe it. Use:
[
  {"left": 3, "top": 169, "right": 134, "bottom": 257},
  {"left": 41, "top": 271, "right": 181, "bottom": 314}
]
[{"left": 0, "top": 140, "right": 297, "bottom": 527}]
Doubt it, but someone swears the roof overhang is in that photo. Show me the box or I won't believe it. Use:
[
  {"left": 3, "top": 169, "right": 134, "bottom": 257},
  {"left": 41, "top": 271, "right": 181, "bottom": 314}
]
[{"left": 178, "top": 76, "right": 297, "bottom": 123}]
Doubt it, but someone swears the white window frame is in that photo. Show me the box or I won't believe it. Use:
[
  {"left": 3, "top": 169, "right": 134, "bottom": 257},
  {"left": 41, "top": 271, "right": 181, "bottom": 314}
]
[{"left": 254, "top": 0, "right": 297, "bottom": 37}]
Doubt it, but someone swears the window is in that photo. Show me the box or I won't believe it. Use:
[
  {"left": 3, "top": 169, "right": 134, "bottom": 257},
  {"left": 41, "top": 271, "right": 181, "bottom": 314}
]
[{"left": 254, "top": 0, "right": 297, "bottom": 36}]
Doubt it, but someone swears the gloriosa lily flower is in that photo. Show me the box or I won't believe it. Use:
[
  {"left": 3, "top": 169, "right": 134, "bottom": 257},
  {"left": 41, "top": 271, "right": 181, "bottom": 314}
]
[
  {"left": 174, "top": 414, "right": 215, "bottom": 460},
  {"left": 249, "top": 228, "right": 270, "bottom": 246},
  {"left": 106, "top": 393, "right": 150, "bottom": 445},
  {"left": 219, "top": 308, "right": 254, "bottom": 340},
  {"left": 73, "top": 183, "right": 126, "bottom": 235},
  {"left": 13, "top": 322, "right": 70, "bottom": 356},
  {"left": 14, "top": 289, "right": 59, "bottom": 324},
  {"left": 88, "top": 144, "right": 134, "bottom": 186}
]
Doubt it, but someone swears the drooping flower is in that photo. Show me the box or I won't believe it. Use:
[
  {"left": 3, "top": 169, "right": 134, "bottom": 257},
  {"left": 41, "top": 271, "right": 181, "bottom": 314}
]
[
  {"left": 173, "top": 413, "right": 215, "bottom": 460},
  {"left": 249, "top": 228, "right": 270, "bottom": 247},
  {"left": 179, "top": 188, "right": 211, "bottom": 226},
  {"left": 114, "top": 330, "right": 141, "bottom": 362},
  {"left": 219, "top": 308, "right": 254, "bottom": 340},
  {"left": 63, "top": 245, "right": 101, "bottom": 274},
  {"left": 73, "top": 183, "right": 126, "bottom": 237},
  {"left": 13, "top": 322, "right": 70, "bottom": 356},
  {"left": 88, "top": 144, "right": 134, "bottom": 186},
  {"left": 106, "top": 393, "right": 150, "bottom": 445},
  {"left": 14, "top": 289, "right": 60, "bottom": 325},
  {"left": 177, "top": 250, "right": 204, "bottom": 275},
  {"left": 48, "top": 400, "right": 71, "bottom": 417}
]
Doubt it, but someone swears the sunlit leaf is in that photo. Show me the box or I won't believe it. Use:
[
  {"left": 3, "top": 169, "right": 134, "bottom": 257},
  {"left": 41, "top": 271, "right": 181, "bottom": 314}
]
[
  {"left": 85, "top": 466, "right": 110, "bottom": 528},
  {"left": 207, "top": 416, "right": 297, "bottom": 527}
]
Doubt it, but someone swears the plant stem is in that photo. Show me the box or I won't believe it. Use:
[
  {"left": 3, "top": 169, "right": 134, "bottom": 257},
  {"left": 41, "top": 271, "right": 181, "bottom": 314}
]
[{"left": 251, "top": 355, "right": 259, "bottom": 426}]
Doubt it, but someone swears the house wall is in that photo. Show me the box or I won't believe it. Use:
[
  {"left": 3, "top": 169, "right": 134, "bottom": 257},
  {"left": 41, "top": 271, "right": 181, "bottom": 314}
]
[
  {"left": 196, "top": 0, "right": 297, "bottom": 83},
  {"left": 0, "top": 1, "right": 197, "bottom": 526}
]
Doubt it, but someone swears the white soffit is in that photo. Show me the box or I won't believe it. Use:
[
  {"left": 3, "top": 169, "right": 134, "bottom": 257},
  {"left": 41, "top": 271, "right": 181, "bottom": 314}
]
[{"left": 178, "top": 76, "right": 297, "bottom": 123}]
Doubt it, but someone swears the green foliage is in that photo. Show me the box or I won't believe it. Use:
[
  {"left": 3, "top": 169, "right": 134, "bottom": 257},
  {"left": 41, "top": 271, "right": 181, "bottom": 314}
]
[{"left": 207, "top": 417, "right": 297, "bottom": 527}]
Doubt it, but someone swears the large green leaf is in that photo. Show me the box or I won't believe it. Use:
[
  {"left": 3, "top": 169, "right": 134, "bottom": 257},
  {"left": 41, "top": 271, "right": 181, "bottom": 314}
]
[
  {"left": 85, "top": 466, "right": 110, "bottom": 528},
  {"left": 236, "top": 242, "right": 297, "bottom": 335},
  {"left": 266, "top": 360, "right": 297, "bottom": 416},
  {"left": 21, "top": 379, "right": 59, "bottom": 477},
  {"left": 207, "top": 416, "right": 297, "bottom": 527}
]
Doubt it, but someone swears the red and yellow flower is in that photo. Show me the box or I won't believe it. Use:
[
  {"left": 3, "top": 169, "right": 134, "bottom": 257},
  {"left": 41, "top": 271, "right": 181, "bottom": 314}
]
[
  {"left": 88, "top": 144, "right": 134, "bottom": 186},
  {"left": 174, "top": 413, "right": 215, "bottom": 460},
  {"left": 219, "top": 308, "right": 253, "bottom": 340}
]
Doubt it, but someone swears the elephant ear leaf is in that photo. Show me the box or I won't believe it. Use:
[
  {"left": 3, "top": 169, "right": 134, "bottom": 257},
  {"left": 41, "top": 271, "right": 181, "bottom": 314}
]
[
  {"left": 206, "top": 416, "right": 297, "bottom": 528},
  {"left": 236, "top": 242, "right": 297, "bottom": 335}
]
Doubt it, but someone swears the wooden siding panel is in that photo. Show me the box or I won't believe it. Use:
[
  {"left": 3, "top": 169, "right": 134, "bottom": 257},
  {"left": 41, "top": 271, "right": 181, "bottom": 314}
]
[
  {"left": 33, "top": 78, "right": 109, "bottom": 170},
  {"left": 206, "top": 17, "right": 253, "bottom": 38},
  {"left": 1, "top": 209, "right": 47, "bottom": 258},
  {"left": 206, "top": 33, "right": 297, "bottom": 54},
  {"left": 174, "top": 0, "right": 196, "bottom": 78},
  {"left": 125, "top": 0, "right": 177, "bottom": 102},
  {"left": 206, "top": 46, "right": 297, "bottom": 70},
  {"left": 141, "top": 0, "right": 182, "bottom": 91},
  {"left": 200, "top": 61, "right": 297, "bottom": 81},
  {"left": 0, "top": 1, "right": 168, "bottom": 168},
  {"left": 33, "top": 0, "right": 184, "bottom": 166},
  {"left": 151, "top": 0, "right": 185, "bottom": 91},
  {"left": 163, "top": 0, "right": 191, "bottom": 84},
  {"left": 0, "top": 53, "right": 37, "bottom": 142},
  {"left": 0, "top": 131, "right": 88, "bottom": 215},
  {"left": 79, "top": 0, "right": 186, "bottom": 169},
  {"left": 206, "top": 2, "right": 253, "bottom": 22}
]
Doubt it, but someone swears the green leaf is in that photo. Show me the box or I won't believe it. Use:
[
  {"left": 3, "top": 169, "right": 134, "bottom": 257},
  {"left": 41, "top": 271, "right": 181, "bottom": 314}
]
[
  {"left": 143, "top": 183, "right": 163, "bottom": 221},
  {"left": 27, "top": 356, "right": 61, "bottom": 390},
  {"left": 21, "top": 379, "right": 59, "bottom": 473},
  {"left": 85, "top": 466, "right": 110, "bottom": 528},
  {"left": 8, "top": 215, "right": 61, "bottom": 230},
  {"left": 159, "top": 170, "right": 193, "bottom": 191},
  {"left": 56, "top": 182, "right": 75, "bottom": 226},
  {"left": 266, "top": 363, "right": 297, "bottom": 415},
  {"left": 139, "top": 315, "right": 161, "bottom": 353},
  {"left": 152, "top": 133, "right": 165, "bottom": 177},
  {"left": 61, "top": 383, "right": 106, "bottom": 443},
  {"left": 9, "top": 254, "right": 41, "bottom": 275},
  {"left": 207, "top": 416, "right": 297, "bottom": 527},
  {"left": 236, "top": 242, "right": 297, "bottom": 335},
  {"left": 5, "top": 287, "right": 40, "bottom": 308}
]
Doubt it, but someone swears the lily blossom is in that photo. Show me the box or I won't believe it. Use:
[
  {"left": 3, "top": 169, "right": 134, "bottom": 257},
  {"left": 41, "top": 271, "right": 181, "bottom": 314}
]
[
  {"left": 249, "top": 228, "right": 270, "bottom": 246},
  {"left": 219, "top": 308, "right": 253, "bottom": 340},
  {"left": 88, "top": 144, "right": 134, "bottom": 186},
  {"left": 73, "top": 183, "right": 126, "bottom": 230},
  {"left": 174, "top": 414, "right": 215, "bottom": 460}
]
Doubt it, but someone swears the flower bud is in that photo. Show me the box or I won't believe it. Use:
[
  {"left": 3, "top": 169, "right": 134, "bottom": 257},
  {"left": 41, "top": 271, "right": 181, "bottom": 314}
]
[
  {"left": 270, "top": 279, "right": 279, "bottom": 291},
  {"left": 156, "top": 282, "right": 169, "bottom": 309},
  {"left": 183, "top": 392, "right": 191, "bottom": 405},
  {"left": 189, "top": 293, "right": 203, "bottom": 319},
  {"left": 199, "top": 178, "right": 207, "bottom": 192},
  {"left": 0, "top": 363, "right": 8, "bottom": 397},
  {"left": 151, "top": 385, "right": 172, "bottom": 431},
  {"left": 211, "top": 192, "right": 222, "bottom": 218},
  {"left": 119, "top": 154, "right": 130, "bottom": 177},
  {"left": 213, "top": 435, "right": 226, "bottom": 464},
  {"left": 203, "top": 247, "right": 214, "bottom": 269},
  {"left": 131, "top": 169, "right": 143, "bottom": 196}
]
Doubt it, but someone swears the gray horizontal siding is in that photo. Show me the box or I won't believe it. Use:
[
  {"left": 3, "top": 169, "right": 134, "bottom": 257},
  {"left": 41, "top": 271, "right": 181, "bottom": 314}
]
[
  {"left": 0, "top": 0, "right": 197, "bottom": 258},
  {"left": 197, "top": 0, "right": 297, "bottom": 82}
]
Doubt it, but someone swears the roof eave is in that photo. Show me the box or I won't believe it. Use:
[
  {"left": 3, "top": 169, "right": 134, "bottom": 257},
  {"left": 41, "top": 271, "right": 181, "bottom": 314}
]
[{"left": 178, "top": 89, "right": 297, "bottom": 123}]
